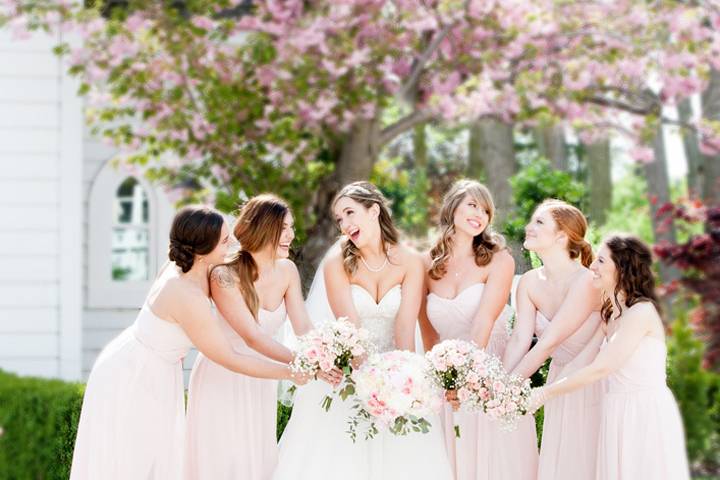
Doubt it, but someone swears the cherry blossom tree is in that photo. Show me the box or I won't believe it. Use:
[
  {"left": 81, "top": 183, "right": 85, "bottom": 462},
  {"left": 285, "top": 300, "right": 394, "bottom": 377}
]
[{"left": 3, "top": 0, "right": 720, "bottom": 271}]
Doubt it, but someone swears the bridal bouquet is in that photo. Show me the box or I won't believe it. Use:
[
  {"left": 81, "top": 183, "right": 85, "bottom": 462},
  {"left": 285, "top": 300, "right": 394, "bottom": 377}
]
[
  {"left": 290, "top": 317, "right": 373, "bottom": 411},
  {"left": 348, "top": 350, "right": 443, "bottom": 442}
]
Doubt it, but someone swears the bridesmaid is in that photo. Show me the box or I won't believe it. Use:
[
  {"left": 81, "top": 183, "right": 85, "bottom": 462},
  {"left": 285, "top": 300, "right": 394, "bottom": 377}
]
[
  {"left": 529, "top": 235, "right": 690, "bottom": 479},
  {"left": 419, "top": 179, "right": 538, "bottom": 480},
  {"left": 502, "top": 199, "right": 603, "bottom": 480},
  {"left": 70, "top": 206, "right": 306, "bottom": 480},
  {"left": 185, "top": 194, "right": 320, "bottom": 479}
]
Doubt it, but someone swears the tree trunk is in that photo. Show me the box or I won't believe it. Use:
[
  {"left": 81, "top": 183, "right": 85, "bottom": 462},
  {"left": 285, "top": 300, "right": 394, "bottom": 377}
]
[
  {"left": 585, "top": 140, "right": 612, "bottom": 225},
  {"left": 534, "top": 125, "right": 567, "bottom": 170},
  {"left": 646, "top": 128, "right": 679, "bottom": 285},
  {"left": 469, "top": 118, "right": 528, "bottom": 272},
  {"left": 413, "top": 123, "right": 428, "bottom": 170},
  {"left": 677, "top": 98, "right": 703, "bottom": 198},
  {"left": 467, "top": 122, "right": 484, "bottom": 180},
  {"left": 298, "top": 118, "right": 379, "bottom": 285},
  {"left": 701, "top": 70, "right": 720, "bottom": 205}
]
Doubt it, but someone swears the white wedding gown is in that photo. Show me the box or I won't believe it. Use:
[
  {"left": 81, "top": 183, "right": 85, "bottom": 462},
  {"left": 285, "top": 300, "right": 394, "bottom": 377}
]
[{"left": 273, "top": 283, "right": 453, "bottom": 480}]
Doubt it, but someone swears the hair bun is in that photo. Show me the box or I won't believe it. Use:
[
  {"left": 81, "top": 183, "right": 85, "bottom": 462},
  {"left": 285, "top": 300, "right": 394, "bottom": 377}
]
[{"left": 169, "top": 239, "right": 195, "bottom": 273}]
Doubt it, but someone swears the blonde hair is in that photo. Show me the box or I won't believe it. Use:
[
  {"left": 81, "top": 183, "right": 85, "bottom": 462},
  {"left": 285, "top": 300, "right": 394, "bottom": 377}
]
[
  {"left": 429, "top": 179, "right": 506, "bottom": 280},
  {"left": 332, "top": 181, "right": 399, "bottom": 276}
]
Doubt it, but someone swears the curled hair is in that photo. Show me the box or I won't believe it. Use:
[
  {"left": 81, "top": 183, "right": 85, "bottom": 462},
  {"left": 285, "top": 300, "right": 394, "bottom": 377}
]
[
  {"left": 214, "top": 194, "right": 289, "bottom": 318},
  {"left": 600, "top": 234, "right": 661, "bottom": 322},
  {"left": 168, "top": 206, "right": 225, "bottom": 273},
  {"left": 429, "top": 179, "right": 506, "bottom": 280},
  {"left": 538, "top": 199, "right": 593, "bottom": 267},
  {"left": 332, "top": 181, "right": 399, "bottom": 276}
]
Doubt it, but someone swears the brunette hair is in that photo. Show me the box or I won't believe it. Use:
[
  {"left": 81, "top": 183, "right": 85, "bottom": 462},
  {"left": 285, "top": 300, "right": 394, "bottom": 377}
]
[{"left": 600, "top": 234, "right": 661, "bottom": 322}]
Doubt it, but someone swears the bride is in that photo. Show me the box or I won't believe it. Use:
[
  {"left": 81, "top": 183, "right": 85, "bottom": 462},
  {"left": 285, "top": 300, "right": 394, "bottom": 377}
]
[{"left": 273, "top": 182, "right": 453, "bottom": 480}]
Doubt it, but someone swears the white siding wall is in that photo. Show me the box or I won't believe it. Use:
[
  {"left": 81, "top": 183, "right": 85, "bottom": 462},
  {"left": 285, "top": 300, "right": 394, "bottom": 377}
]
[
  {"left": 81, "top": 133, "right": 184, "bottom": 381},
  {"left": 0, "top": 31, "right": 82, "bottom": 380}
]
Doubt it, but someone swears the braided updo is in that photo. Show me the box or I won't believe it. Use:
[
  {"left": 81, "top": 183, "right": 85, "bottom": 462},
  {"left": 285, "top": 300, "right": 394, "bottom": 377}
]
[{"left": 168, "top": 206, "right": 225, "bottom": 273}]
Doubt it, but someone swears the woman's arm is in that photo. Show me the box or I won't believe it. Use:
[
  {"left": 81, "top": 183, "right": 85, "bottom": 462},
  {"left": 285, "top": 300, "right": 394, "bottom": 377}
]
[
  {"left": 210, "top": 266, "right": 295, "bottom": 364},
  {"left": 511, "top": 271, "right": 599, "bottom": 378},
  {"left": 417, "top": 253, "right": 439, "bottom": 352},
  {"left": 469, "top": 251, "right": 515, "bottom": 348},
  {"left": 324, "top": 252, "right": 362, "bottom": 326},
  {"left": 395, "top": 251, "right": 425, "bottom": 352},
  {"left": 532, "top": 303, "right": 656, "bottom": 408},
  {"left": 174, "top": 286, "right": 301, "bottom": 382},
  {"left": 502, "top": 273, "right": 538, "bottom": 371},
  {"left": 281, "top": 260, "right": 313, "bottom": 336}
]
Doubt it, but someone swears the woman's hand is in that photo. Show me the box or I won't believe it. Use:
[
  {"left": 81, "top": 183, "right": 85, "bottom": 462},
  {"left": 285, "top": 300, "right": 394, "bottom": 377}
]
[
  {"left": 291, "top": 370, "right": 312, "bottom": 386},
  {"left": 317, "top": 367, "right": 344, "bottom": 386},
  {"left": 527, "top": 386, "right": 549, "bottom": 414},
  {"left": 445, "top": 389, "right": 461, "bottom": 412}
]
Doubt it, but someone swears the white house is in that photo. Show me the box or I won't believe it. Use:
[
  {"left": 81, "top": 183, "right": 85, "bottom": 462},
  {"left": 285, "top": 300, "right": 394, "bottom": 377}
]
[{"left": 0, "top": 30, "right": 185, "bottom": 382}]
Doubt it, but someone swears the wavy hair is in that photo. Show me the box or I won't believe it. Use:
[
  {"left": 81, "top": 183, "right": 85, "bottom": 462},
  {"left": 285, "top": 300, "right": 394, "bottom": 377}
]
[
  {"left": 429, "top": 179, "right": 506, "bottom": 280},
  {"left": 600, "top": 234, "right": 661, "bottom": 322},
  {"left": 332, "top": 181, "right": 399, "bottom": 276}
]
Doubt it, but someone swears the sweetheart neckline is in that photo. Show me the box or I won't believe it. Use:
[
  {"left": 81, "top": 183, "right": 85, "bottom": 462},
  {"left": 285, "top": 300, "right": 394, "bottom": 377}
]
[
  {"left": 350, "top": 283, "right": 401, "bottom": 306},
  {"left": 427, "top": 282, "right": 485, "bottom": 302}
]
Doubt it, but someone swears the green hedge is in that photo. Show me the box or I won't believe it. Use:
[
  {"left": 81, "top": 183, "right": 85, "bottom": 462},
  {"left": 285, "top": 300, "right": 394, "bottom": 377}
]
[{"left": 0, "top": 370, "right": 85, "bottom": 480}]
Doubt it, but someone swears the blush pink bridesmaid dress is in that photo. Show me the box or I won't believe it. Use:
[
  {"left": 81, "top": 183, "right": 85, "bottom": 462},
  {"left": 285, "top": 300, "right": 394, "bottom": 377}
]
[
  {"left": 535, "top": 311, "right": 604, "bottom": 480},
  {"left": 70, "top": 303, "right": 193, "bottom": 479},
  {"left": 596, "top": 333, "right": 690, "bottom": 479},
  {"left": 184, "top": 302, "right": 287, "bottom": 480},
  {"left": 426, "top": 283, "right": 539, "bottom": 480}
]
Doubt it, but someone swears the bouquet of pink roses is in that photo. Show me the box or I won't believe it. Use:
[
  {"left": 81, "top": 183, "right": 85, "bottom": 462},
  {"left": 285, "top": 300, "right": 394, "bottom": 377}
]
[
  {"left": 348, "top": 350, "right": 443, "bottom": 442},
  {"left": 290, "top": 317, "right": 373, "bottom": 411},
  {"left": 456, "top": 349, "right": 532, "bottom": 431},
  {"left": 425, "top": 339, "right": 478, "bottom": 391}
]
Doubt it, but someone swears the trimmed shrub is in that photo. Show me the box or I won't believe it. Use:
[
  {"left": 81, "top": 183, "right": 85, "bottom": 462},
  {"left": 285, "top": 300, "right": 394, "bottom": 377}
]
[{"left": 0, "top": 370, "right": 85, "bottom": 480}]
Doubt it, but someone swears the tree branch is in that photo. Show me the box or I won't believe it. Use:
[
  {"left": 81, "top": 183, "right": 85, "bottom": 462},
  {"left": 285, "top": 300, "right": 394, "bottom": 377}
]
[
  {"left": 379, "top": 109, "right": 435, "bottom": 148},
  {"left": 213, "top": 0, "right": 254, "bottom": 20},
  {"left": 398, "top": 22, "right": 453, "bottom": 100}
]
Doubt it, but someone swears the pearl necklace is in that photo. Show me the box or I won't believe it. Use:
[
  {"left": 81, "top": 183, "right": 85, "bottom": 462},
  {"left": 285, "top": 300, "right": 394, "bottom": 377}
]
[{"left": 360, "top": 254, "right": 388, "bottom": 273}]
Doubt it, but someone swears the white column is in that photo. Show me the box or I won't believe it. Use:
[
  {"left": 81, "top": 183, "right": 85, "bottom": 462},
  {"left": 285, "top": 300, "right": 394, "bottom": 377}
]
[{"left": 58, "top": 32, "right": 83, "bottom": 381}]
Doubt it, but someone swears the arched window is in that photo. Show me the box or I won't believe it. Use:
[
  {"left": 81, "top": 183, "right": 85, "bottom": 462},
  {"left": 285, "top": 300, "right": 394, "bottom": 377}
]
[
  {"left": 88, "top": 162, "right": 173, "bottom": 308},
  {"left": 111, "top": 177, "right": 150, "bottom": 281}
]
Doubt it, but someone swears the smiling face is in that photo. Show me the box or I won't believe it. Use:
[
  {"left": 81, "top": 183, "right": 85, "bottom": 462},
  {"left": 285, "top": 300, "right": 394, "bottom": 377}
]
[
  {"left": 207, "top": 221, "right": 231, "bottom": 265},
  {"left": 452, "top": 193, "right": 490, "bottom": 238},
  {"left": 524, "top": 206, "right": 565, "bottom": 253},
  {"left": 276, "top": 211, "right": 295, "bottom": 259},
  {"left": 589, "top": 243, "right": 617, "bottom": 294},
  {"left": 333, "top": 196, "right": 380, "bottom": 249}
]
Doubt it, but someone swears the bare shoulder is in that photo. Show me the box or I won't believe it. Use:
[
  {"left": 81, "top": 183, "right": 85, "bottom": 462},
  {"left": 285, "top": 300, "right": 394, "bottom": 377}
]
[
  {"left": 392, "top": 243, "right": 424, "bottom": 270},
  {"left": 626, "top": 301, "right": 661, "bottom": 324},
  {"left": 209, "top": 264, "right": 237, "bottom": 289},
  {"left": 158, "top": 276, "right": 207, "bottom": 312},
  {"left": 489, "top": 249, "right": 514, "bottom": 272},
  {"left": 420, "top": 250, "right": 433, "bottom": 270},
  {"left": 567, "top": 268, "right": 598, "bottom": 293},
  {"left": 323, "top": 248, "right": 345, "bottom": 274},
  {"left": 277, "top": 258, "right": 300, "bottom": 276},
  {"left": 519, "top": 268, "right": 541, "bottom": 288}
]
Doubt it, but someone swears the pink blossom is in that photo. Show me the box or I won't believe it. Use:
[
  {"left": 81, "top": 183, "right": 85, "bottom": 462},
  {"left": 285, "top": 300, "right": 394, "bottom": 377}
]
[{"left": 630, "top": 145, "right": 654, "bottom": 164}]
